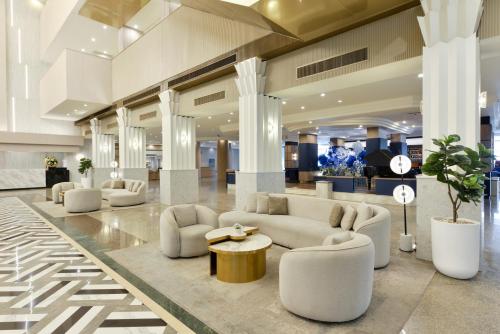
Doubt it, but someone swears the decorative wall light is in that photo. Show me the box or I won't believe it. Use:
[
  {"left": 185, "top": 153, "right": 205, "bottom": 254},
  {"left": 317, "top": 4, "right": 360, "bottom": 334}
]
[
  {"left": 390, "top": 155, "right": 415, "bottom": 252},
  {"left": 268, "top": 121, "right": 275, "bottom": 137},
  {"left": 479, "top": 91, "right": 487, "bottom": 109},
  {"left": 291, "top": 153, "right": 298, "bottom": 161},
  {"left": 110, "top": 160, "right": 118, "bottom": 179},
  {"left": 180, "top": 132, "right": 188, "bottom": 145},
  {"left": 132, "top": 139, "right": 139, "bottom": 150}
]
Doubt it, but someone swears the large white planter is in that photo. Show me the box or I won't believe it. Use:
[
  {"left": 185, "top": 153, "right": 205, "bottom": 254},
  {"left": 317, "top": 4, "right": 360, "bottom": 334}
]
[
  {"left": 431, "top": 217, "right": 480, "bottom": 279},
  {"left": 80, "top": 176, "right": 92, "bottom": 189}
]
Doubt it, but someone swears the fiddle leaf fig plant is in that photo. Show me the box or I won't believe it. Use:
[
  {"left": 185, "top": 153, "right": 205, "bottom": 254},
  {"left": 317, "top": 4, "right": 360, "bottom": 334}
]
[
  {"left": 422, "top": 134, "right": 492, "bottom": 223},
  {"left": 78, "top": 158, "right": 93, "bottom": 178}
]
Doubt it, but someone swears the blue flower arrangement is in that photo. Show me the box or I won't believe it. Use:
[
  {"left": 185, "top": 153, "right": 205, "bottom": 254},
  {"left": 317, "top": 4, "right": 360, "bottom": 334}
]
[{"left": 318, "top": 142, "right": 366, "bottom": 177}]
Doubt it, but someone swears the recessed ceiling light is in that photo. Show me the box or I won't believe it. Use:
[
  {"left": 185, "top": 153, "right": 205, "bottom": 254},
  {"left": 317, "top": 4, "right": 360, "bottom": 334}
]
[
  {"left": 282, "top": 101, "right": 287, "bottom": 105},
  {"left": 66, "top": 113, "right": 70, "bottom": 116},
  {"left": 208, "top": 116, "right": 212, "bottom": 119},
  {"left": 412, "top": 124, "right": 416, "bottom": 128},
  {"left": 103, "top": 50, "right": 108, "bottom": 54},
  {"left": 81, "top": 48, "right": 86, "bottom": 52},
  {"left": 229, "top": 112, "right": 234, "bottom": 115},
  {"left": 315, "top": 126, "right": 319, "bottom": 130},
  {"left": 227, "top": 119, "right": 231, "bottom": 123},
  {"left": 418, "top": 73, "right": 423, "bottom": 78},
  {"left": 102, "top": 25, "right": 108, "bottom": 30},
  {"left": 308, "top": 120, "right": 312, "bottom": 124},
  {"left": 91, "top": 37, "right": 96, "bottom": 42},
  {"left": 297, "top": 131, "right": 301, "bottom": 134},
  {"left": 83, "top": 104, "right": 88, "bottom": 107},
  {"left": 73, "top": 109, "right": 78, "bottom": 112},
  {"left": 358, "top": 125, "right": 363, "bottom": 128},
  {"left": 402, "top": 120, "right": 407, "bottom": 124},
  {"left": 300, "top": 106, "right": 305, "bottom": 110},
  {"left": 337, "top": 99, "right": 343, "bottom": 103},
  {"left": 133, "top": 24, "right": 139, "bottom": 29},
  {"left": 320, "top": 93, "right": 326, "bottom": 97},
  {"left": 395, "top": 122, "right": 400, "bottom": 126}
]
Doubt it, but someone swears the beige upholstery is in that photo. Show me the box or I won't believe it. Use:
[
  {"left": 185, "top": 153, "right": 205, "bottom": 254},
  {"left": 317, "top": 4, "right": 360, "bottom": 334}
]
[
  {"left": 100, "top": 179, "right": 146, "bottom": 206},
  {"left": 219, "top": 193, "right": 391, "bottom": 268},
  {"left": 65, "top": 188, "right": 102, "bottom": 213},
  {"left": 160, "top": 205, "right": 219, "bottom": 258},
  {"left": 51, "top": 182, "right": 82, "bottom": 204},
  {"left": 279, "top": 233, "right": 374, "bottom": 322}
]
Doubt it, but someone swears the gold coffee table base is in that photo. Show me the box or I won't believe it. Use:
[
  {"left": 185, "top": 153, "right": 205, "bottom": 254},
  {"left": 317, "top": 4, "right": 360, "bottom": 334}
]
[{"left": 210, "top": 250, "right": 267, "bottom": 283}]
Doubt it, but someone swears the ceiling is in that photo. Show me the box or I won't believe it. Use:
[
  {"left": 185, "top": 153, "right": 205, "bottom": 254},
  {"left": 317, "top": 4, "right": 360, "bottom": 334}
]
[{"left": 78, "top": 0, "right": 152, "bottom": 28}]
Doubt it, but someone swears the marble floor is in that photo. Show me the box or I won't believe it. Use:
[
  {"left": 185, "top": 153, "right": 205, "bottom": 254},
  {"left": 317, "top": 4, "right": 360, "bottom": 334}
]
[{"left": 1, "top": 179, "right": 499, "bottom": 333}]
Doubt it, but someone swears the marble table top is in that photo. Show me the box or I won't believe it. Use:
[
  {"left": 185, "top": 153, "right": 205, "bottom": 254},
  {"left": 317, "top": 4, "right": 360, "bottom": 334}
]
[
  {"left": 208, "top": 233, "right": 272, "bottom": 254},
  {"left": 205, "top": 226, "right": 258, "bottom": 244}
]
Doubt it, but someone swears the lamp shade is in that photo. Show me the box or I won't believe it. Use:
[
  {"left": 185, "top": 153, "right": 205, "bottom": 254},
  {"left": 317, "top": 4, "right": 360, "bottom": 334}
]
[
  {"left": 390, "top": 155, "right": 411, "bottom": 175},
  {"left": 393, "top": 184, "right": 415, "bottom": 205}
]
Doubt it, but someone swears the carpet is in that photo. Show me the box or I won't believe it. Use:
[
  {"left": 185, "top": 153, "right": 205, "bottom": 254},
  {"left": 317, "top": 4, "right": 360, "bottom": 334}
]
[
  {"left": 32, "top": 200, "right": 156, "bottom": 218},
  {"left": 107, "top": 240, "right": 436, "bottom": 334}
]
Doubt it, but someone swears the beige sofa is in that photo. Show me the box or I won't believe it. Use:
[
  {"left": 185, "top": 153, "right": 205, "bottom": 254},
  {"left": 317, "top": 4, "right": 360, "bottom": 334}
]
[
  {"left": 51, "top": 182, "right": 82, "bottom": 204},
  {"left": 100, "top": 179, "right": 146, "bottom": 207},
  {"left": 219, "top": 193, "right": 391, "bottom": 268},
  {"left": 65, "top": 188, "right": 102, "bottom": 213},
  {"left": 280, "top": 233, "right": 374, "bottom": 322},
  {"left": 160, "top": 205, "right": 219, "bottom": 258}
]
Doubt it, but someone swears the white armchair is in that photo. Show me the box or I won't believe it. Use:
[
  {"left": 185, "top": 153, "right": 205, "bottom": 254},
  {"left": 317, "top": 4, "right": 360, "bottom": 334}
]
[
  {"left": 160, "top": 205, "right": 219, "bottom": 258},
  {"left": 51, "top": 182, "right": 82, "bottom": 204},
  {"left": 279, "top": 233, "right": 374, "bottom": 322}
]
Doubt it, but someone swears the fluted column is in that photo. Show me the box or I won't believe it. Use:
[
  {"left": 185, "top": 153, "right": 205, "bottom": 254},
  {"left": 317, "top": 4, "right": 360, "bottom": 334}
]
[
  {"left": 90, "top": 118, "right": 115, "bottom": 168},
  {"left": 416, "top": 0, "right": 483, "bottom": 261},
  {"left": 234, "top": 57, "right": 285, "bottom": 209},
  {"left": 158, "top": 89, "right": 198, "bottom": 204},
  {"left": 116, "top": 107, "right": 148, "bottom": 184}
]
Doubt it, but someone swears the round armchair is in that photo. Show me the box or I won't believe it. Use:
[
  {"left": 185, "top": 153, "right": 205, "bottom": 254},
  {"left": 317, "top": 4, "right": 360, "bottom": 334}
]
[{"left": 279, "top": 233, "right": 374, "bottom": 322}]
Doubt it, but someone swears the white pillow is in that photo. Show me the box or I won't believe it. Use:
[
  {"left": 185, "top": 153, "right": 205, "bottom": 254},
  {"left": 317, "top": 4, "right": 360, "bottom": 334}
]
[
  {"left": 246, "top": 192, "right": 268, "bottom": 213},
  {"left": 256, "top": 194, "right": 270, "bottom": 214},
  {"left": 323, "top": 231, "right": 353, "bottom": 245},
  {"left": 340, "top": 205, "right": 357, "bottom": 231},
  {"left": 354, "top": 202, "right": 373, "bottom": 227}
]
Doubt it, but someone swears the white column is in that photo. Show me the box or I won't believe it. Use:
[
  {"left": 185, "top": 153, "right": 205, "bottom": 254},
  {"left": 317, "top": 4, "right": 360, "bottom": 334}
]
[
  {"left": 90, "top": 118, "right": 115, "bottom": 168},
  {"left": 234, "top": 57, "right": 285, "bottom": 209},
  {"left": 158, "top": 89, "right": 199, "bottom": 205},
  {"left": 116, "top": 107, "right": 148, "bottom": 183},
  {"left": 416, "top": 0, "right": 483, "bottom": 261}
]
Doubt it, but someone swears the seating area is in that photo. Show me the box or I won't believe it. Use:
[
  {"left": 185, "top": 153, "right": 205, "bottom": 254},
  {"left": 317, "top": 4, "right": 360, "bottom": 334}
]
[{"left": 101, "top": 179, "right": 147, "bottom": 206}]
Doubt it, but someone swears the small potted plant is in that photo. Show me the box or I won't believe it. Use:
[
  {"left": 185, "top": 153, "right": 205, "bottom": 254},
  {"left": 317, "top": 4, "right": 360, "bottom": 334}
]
[
  {"left": 44, "top": 156, "right": 58, "bottom": 169},
  {"left": 78, "top": 157, "right": 93, "bottom": 188},
  {"left": 422, "top": 134, "right": 492, "bottom": 279}
]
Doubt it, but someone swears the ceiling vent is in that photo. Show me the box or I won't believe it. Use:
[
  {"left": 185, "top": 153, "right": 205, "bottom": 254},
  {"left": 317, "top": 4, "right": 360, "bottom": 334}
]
[
  {"left": 139, "top": 111, "right": 158, "bottom": 121},
  {"left": 296, "top": 48, "right": 368, "bottom": 79},
  {"left": 194, "top": 91, "right": 226, "bottom": 106},
  {"left": 123, "top": 86, "right": 161, "bottom": 107},
  {"left": 168, "top": 54, "right": 237, "bottom": 88}
]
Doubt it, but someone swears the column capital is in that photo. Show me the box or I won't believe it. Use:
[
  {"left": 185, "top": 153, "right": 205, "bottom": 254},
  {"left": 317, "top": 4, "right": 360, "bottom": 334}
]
[
  {"left": 418, "top": 0, "right": 483, "bottom": 47},
  {"left": 89, "top": 118, "right": 101, "bottom": 134},
  {"left": 116, "top": 107, "right": 131, "bottom": 128},
  {"left": 159, "top": 89, "right": 179, "bottom": 116},
  {"left": 234, "top": 57, "right": 267, "bottom": 96}
]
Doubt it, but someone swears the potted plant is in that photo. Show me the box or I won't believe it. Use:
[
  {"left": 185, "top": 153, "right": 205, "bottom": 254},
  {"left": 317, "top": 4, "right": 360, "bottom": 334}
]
[
  {"left": 422, "top": 134, "right": 492, "bottom": 279},
  {"left": 78, "top": 157, "right": 93, "bottom": 188},
  {"left": 44, "top": 156, "right": 58, "bottom": 169}
]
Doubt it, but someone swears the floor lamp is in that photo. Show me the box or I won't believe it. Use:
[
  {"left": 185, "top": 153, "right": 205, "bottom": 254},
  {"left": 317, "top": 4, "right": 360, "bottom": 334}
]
[{"left": 390, "top": 155, "right": 415, "bottom": 252}]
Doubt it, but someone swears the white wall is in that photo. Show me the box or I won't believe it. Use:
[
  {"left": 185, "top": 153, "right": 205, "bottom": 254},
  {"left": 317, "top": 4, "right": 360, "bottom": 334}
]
[
  {"left": 63, "top": 138, "right": 91, "bottom": 182},
  {"left": 0, "top": 0, "right": 7, "bottom": 131}
]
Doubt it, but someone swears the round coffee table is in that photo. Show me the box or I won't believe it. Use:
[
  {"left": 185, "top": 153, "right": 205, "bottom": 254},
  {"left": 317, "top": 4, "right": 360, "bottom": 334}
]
[{"left": 206, "top": 230, "right": 272, "bottom": 283}]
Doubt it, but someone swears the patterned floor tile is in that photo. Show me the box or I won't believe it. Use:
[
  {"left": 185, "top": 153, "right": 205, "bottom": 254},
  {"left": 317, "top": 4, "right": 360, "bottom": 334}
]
[{"left": 0, "top": 197, "right": 177, "bottom": 334}]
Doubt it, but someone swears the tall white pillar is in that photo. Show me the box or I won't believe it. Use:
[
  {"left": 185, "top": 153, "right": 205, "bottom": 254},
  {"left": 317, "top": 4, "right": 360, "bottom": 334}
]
[
  {"left": 116, "top": 107, "right": 148, "bottom": 183},
  {"left": 90, "top": 118, "right": 116, "bottom": 187},
  {"left": 159, "top": 89, "right": 199, "bottom": 205},
  {"left": 416, "top": 0, "right": 483, "bottom": 261},
  {"left": 234, "top": 57, "right": 285, "bottom": 209}
]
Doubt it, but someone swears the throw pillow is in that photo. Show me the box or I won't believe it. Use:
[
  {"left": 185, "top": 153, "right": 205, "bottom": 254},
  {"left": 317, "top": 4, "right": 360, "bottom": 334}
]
[
  {"left": 246, "top": 192, "right": 268, "bottom": 213},
  {"left": 322, "top": 231, "right": 353, "bottom": 245},
  {"left": 172, "top": 204, "right": 198, "bottom": 228},
  {"left": 132, "top": 182, "right": 141, "bottom": 192},
  {"left": 340, "top": 205, "right": 357, "bottom": 231},
  {"left": 127, "top": 181, "right": 135, "bottom": 192},
  {"left": 256, "top": 194, "right": 270, "bottom": 214},
  {"left": 354, "top": 202, "right": 373, "bottom": 227},
  {"left": 111, "top": 180, "right": 124, "bottom": 189},
  {"left": 268, "top": 196, "right": 288, "bottom": 215},
  {"left": 329, "top": 203, "right": 344, "bottom": 227}
]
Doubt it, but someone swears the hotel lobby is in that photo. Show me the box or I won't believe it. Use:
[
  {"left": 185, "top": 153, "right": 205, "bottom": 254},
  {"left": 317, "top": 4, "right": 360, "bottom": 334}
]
[{"left": 1, "top": 0, "right": 500, "bottom": 333}]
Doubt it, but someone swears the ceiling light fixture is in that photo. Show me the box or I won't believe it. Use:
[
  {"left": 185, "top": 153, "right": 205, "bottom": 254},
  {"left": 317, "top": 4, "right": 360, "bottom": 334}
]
[
  {"left": 81, "top": 48, "right": 85, "bottom": 52},
  {"left": 337, "top": 99, "right": 343, "bottom": 103},
  {"left": 315, "top": 127, "right": 319, "bottom": 130},
  {"left": 208, "top": 116, "right": 212, "bottom": 119},
  {"left": 308, "top": 120, "right": 312, "bottom": 124},
  {"left": 395, "top": 122, "right": 400, "bottom": 126},
  {"left": 282, "top": 101, "right": 287, "bottom": 105},
  {"left": 297, "top": 131, "right": 301, "bottom": 134},
  {"left": 418, "top": 73, "right": 423, "bottom": 79},
  {"left": 320, "top": 93, "right": 326, "bottom": 97},
  {"left": 83, "top": 104, "right": 88, "bottom": 107},
  {"left": 103, "top": 50, "right": 108, "bottom": 54},
  {"left": 229, "top": 112, "right": 234, "bottom": 115},
  {"left": 91, "top": 37, "right": 96, "bottom": 42},
  {"left": 66, "top": 113, "right": 70, "bottom": 116},
  {"left": 412, "top": 124, "right": 416, "bottom": 128},
  {"left": 227, "top": 119, "right": 231, "bottom": 123},
  {"left": 300, "top": 106, "right": 305, "bottom": 110},
  {"left": 133, "top": 24, "right": 139, "bottom": 29},
  {"left": 402, "top": 120, "right": 407, "bottom": 124},
  {"left": 73, "top": 109, "right": 78, "bottom": 112},
  {"left": 102, "top": 25, "right": 108, "bottom": 30},
  {"left": 197, "top": 124, "right": 200, "bottom": 128}
]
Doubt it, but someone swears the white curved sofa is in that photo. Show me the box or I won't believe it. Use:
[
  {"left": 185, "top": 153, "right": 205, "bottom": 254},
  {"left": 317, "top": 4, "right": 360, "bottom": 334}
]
[
  {"left": 65, "top": 188, "right": 102, "bottom": 213},
  {"left": 280, "top": 233, "right": 374, "bottom": 322},
  {"left": 52, "top": 182, "right": 82, "bottom": 204},
  {"left": 219, "top": 193, "right": 391, "bottom": 268},
  {"left": 160, "top": 205, "right": 219, "bottom": 258},
  {"left": 101, "top": 179, "right": 146, "bottom": 207}
]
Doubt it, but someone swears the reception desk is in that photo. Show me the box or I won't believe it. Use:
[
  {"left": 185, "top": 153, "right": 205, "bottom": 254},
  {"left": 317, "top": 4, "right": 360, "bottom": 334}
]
[{"left": 0, "top": 169, "right": 46, "bottom": 190}]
